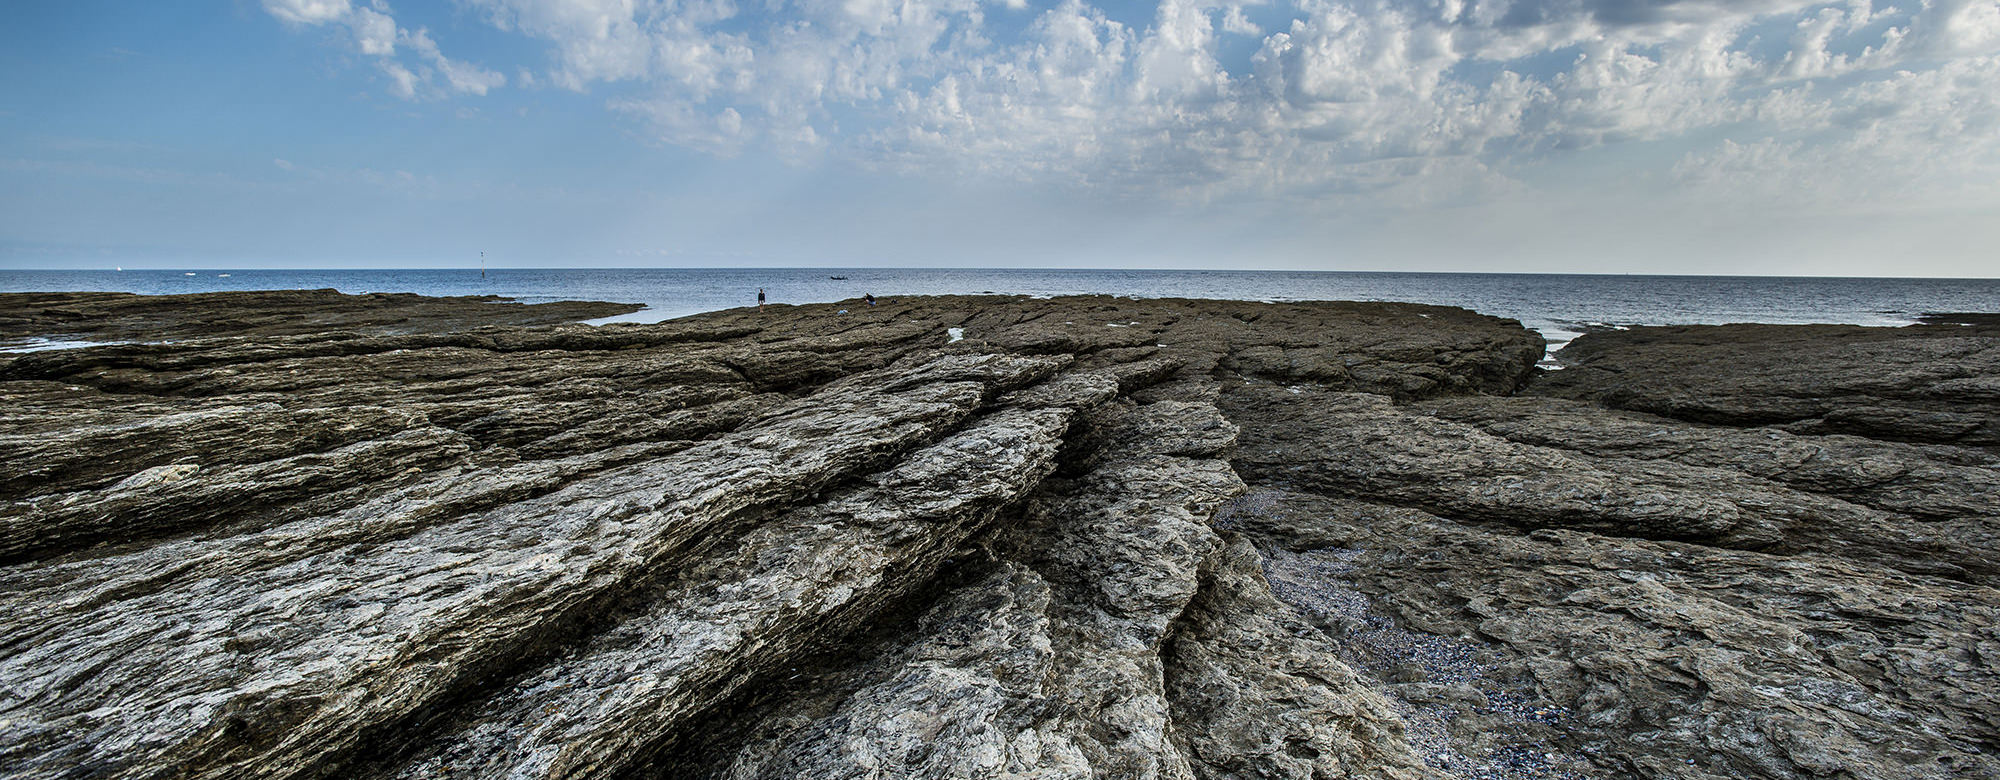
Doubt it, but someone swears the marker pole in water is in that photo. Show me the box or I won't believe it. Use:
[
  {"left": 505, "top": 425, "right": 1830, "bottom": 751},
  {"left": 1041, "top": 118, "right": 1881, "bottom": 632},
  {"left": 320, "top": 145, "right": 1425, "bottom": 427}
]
[{"left": 480, "top": 251, "right": 486, "bottom": 279}]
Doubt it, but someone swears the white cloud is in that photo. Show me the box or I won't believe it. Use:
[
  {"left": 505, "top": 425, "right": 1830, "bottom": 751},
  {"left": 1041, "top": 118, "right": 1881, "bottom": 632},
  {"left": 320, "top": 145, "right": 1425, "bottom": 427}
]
[
  {"left": 404, "top": 27, "right": 507, "bottom": 96},
  {"left": 1221, "top": 5, "right": 1260, "bottom": 36},
  {"left": 262, "top": 0, "right": 351, "bottom": 26},
  {"left": 350, "top": 6, "right": 397, "bottom": 56},
  {"left": 262, "top": 0, "right": 504, "bottom": 99},
  {"left": 1134, "top": 0, "right": 1228, "bottom": 100},
  {"left": 263, "top": 0, "right": 2000, "bottom": 218},
  {"left": 1911, "top": 0, "right": 2000, "bottom": 54},
  {"left": 606, "top": 96, "right": 755, "bottom": 155},
  {"left": 462, "top": 0, "right": 701, "bottom": 89}
]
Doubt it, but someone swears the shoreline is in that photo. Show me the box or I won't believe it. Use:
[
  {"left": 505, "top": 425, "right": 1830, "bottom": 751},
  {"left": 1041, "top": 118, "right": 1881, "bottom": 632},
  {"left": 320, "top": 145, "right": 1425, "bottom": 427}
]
[
  {"left": 7, "top": 267, "right": 1991, "bottom": 337},
  {"left": 8, "top": 284, "right": 1991, "bottom": 366}
]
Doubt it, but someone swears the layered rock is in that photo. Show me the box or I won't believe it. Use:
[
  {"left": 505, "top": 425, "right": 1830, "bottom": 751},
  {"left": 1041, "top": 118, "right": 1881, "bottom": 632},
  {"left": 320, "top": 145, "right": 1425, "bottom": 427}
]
[
  {"left": 1, "top": 291, "right": 1994, "bottom": 780},
  {"left": 1532, "top": 322, "right": 2000, "bottom": 448},
  {"left": 1221, "top": 490, "right": 1997, "bottom": 780},
  {"left": 0, "top": 289, "right": 643, "bottom": 346}
]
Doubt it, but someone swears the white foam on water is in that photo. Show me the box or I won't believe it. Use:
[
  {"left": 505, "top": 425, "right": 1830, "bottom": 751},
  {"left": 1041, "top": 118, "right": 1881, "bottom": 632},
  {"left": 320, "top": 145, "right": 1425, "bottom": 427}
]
[{"left": 1533, "top": 326, "right": 1585, "bottom": 370}]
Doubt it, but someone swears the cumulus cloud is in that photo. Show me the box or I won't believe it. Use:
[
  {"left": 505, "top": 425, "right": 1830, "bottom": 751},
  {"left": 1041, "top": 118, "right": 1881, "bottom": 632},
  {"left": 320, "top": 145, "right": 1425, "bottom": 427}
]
[
  {"left": 1221, "top": 5, "right": 1260, "bottom": 36},
  {"left": 263, "top": 0, "right": 351, "bottom": 26},
  {"left": 264, "top": 0, "right": 2000, "bottom": 214},
  {"left": 349, "top": 6, "right": 397, "bottom": 56},
  {"left": 261, "top": 0, "right": 504, "bottom": 99}
]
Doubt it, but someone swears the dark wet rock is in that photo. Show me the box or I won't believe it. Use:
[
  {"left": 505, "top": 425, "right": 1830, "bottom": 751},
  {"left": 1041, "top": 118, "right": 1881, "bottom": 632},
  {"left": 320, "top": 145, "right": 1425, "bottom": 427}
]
[
  {"left": 1, "top": 290, "right": 1994, "bottom": 780},
  {"left": 1916, "top": 312, "right": 2000, "bottom": 327},
  {"left": 0, "top": 289, "right": 644, "bottom": 347},
  {"left": 1534, "top": 322, "right": 2000, "bottom": 448}
]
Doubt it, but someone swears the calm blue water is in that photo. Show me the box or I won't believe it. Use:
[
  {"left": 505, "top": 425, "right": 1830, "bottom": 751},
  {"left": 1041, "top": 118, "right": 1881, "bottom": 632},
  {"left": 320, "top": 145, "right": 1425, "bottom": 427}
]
[{"left": 5, "top": 268, "right": 1998, "bottom": 354}]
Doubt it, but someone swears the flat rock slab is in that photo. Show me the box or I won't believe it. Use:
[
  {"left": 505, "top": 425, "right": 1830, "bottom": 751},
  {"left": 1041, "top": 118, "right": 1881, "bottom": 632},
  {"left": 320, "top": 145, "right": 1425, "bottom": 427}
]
[
  {"left": 1, "top": 290, "right": 1994, "bottom": 780},
  {"left": 0, "top": 289, "right": 644, "bottom": 347},
  {"left": 1534, "top": 321, "right": 2000, "bottom": 448}
]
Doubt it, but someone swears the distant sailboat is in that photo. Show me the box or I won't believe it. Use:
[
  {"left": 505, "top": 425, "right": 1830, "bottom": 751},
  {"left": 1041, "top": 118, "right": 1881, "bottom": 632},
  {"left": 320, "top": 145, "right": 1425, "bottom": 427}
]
[{"left": 183, "top": 272, "right": 196, "bottom": 276}]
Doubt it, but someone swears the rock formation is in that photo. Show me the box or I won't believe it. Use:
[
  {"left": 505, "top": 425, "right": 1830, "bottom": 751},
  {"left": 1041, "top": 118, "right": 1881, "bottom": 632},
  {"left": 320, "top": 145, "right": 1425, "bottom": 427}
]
[
  {"left": 1531, "top": 322, "right": 2000, "bottom": 447},
  {"left": 0, "top": 289, "right": 643, "bottom": 348},
  {"left": 0, "top": 292, "right": 1992, "bottom": 780}
]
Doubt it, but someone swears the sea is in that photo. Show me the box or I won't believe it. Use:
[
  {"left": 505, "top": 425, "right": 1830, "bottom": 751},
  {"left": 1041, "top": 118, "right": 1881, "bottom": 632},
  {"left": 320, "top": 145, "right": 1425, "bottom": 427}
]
[{"left": 5, "top": 268, "right": 1999, "bottom": 359}]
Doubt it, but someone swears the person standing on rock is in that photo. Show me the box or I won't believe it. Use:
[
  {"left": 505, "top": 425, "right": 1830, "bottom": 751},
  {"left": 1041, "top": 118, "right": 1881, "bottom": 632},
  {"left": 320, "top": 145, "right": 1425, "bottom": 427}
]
[{"left": 757, "top": 288, "right": 766, "bottom": 312}]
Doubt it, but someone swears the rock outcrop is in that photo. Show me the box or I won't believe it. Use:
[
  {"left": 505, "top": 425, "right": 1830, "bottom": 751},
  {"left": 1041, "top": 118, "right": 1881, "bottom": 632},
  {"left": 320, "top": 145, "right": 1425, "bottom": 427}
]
[
  {"left": 1531, "top": 322, "right": 2000, "bottom": 448},
  {"left": 1, "top": 292, "right": 1993, "bottom": 780},
  {"left": 0, "top": 289, "right": 644, "bottom": 347}
]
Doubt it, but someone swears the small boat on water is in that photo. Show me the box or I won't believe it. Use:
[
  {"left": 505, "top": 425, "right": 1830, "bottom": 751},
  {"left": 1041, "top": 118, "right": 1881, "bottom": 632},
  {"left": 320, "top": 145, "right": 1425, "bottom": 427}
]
[{"left": 829, "top": 275, "right": 848, "bottom": 280}]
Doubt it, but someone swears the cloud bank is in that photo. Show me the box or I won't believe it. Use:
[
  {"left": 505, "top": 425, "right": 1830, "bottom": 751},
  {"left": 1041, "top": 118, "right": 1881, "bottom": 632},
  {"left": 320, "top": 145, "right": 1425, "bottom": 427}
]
[{"left": 262, "top": 0, "right": 2000, "bottom": 256}]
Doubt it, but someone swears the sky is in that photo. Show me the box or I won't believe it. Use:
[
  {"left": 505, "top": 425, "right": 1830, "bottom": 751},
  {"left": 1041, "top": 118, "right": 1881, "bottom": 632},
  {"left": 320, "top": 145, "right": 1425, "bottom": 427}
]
[{"left": 3, "top": 0, "right": 1998, "bottom": 275}]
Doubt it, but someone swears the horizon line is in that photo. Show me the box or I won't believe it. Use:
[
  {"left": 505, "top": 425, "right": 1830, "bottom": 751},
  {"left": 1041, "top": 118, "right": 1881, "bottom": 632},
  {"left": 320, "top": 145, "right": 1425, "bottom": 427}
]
[{"left": 4, "top": 266, "right": 1999, "bottom": 282}]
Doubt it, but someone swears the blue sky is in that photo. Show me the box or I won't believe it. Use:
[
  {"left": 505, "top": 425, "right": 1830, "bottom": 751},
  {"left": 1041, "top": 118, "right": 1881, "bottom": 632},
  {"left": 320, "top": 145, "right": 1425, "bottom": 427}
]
[{"left": 4, "top": 0, "right": 1998, "bottom": 275}]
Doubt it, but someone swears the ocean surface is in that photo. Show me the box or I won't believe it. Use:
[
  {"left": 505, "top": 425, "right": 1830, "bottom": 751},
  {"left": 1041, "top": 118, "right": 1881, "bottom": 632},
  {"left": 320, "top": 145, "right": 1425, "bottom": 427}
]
[{"left": 6, "top": 268, "right": 1999, "bottom": 358}]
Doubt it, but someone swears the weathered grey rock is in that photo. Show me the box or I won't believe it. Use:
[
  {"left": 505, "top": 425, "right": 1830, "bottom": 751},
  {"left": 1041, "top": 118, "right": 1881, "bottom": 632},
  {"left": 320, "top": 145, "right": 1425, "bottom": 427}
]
[
  {"left": 0, "top": 440, "right": 693, "bottom": 614},
  {"left": 0, "top": 354, "right": 1052, "bottom": 780},
  {"left": 1227, "top": 388, "right": 1770, "bottom": 542},
  {"left": 1420, "top": 395, "right": 2000, "bottom": 522},
  {"left": 1226, "top": 386, "right": 2000, "bottom": 584},
  {"left": 657, "top": 386, "right": 1442, "bottom": 780},
  {"left": 373, "top": 405, "right": 1085, "bottom": 779},
  {"left": 0, "top": 425, "right": 473, "bottom": 562},
  {"left": 1164, "top": 536, "right": 1437, "bottom": 780},
  {"left": 1533, "top": 322, "right": 2000, "bottom": 448},
  {"left": 1220, "top": 489, "right": 1999, "bottom": 780},
  {"left": 2, "top": 290, "right": 1994, "bottom": 780},
  {"left": 664, "top": 394, "right": 1255, "bottom": 780},
  {"left": 0, "top": 397, "right": 441, "bottom": 500}
]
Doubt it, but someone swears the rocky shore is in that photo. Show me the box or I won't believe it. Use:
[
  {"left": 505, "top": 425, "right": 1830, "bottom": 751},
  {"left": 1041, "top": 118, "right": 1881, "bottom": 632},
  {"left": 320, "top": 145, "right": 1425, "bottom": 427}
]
[
  {"left": 0, "top": 289, "right": 644, "bottom": 349},
  {"left": 0, "top": 291, "right": 1993, "bottom": 780}
]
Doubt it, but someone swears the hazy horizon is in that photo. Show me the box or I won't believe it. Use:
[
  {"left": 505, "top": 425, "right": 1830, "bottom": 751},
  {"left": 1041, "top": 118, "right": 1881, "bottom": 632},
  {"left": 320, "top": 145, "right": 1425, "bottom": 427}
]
[
  {"left": 6, "top": 265, "right": 1996, "bottom": 282},
  {"left": 7, "top": 1, "right": 1999, "bottom": 277}
]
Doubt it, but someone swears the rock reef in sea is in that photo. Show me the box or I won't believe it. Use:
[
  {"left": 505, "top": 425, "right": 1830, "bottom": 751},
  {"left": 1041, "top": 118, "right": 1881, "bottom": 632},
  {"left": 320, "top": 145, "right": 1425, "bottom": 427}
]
[{"left": 0, "top": 290, "right": 1994, "bottom": 780}]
